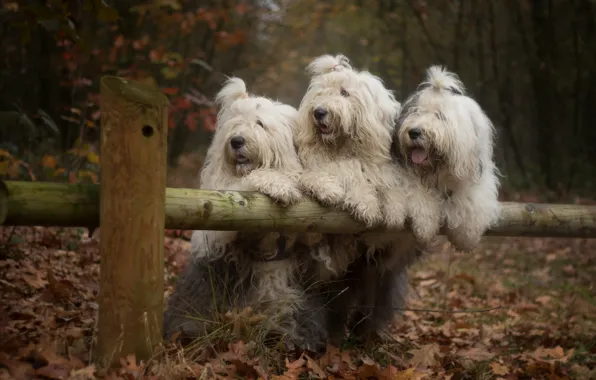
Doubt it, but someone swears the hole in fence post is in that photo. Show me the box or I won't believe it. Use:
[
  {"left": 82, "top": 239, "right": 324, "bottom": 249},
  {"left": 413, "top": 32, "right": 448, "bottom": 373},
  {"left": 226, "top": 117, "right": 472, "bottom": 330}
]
[{"left": 142, "top": 125, "right": 154, "bottom": 138}]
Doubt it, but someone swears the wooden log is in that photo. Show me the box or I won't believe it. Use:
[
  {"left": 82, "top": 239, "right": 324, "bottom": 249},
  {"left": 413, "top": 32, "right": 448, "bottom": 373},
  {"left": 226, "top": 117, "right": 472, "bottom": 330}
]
[
  {"left": 2, "top": 180, "right": 596, "bottom": 239},
  {"left": 95, "top": 76, "right": 168, "bottom": 368}
]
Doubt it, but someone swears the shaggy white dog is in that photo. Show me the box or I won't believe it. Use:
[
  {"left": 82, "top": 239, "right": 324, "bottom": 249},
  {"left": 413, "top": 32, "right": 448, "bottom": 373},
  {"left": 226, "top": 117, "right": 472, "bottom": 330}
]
[
  {"left": 393, "top": 65, "right": 501, "bottom": 252},
  {"left": 294, "top": 54, "right": 428, "bottom": 343},
  {"left": 164, "top": 77, "right": 327, "bottom": 351}
]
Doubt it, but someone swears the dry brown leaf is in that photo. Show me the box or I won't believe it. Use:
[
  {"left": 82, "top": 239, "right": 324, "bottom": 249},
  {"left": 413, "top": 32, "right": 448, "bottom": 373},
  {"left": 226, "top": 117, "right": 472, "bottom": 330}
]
[
  {"left": 68, "top": 365, "right": 97, "bottom": 380},
  {"left": 532, "top": 346, "right": 574, "bottom": 363},
  {"left": 119, "top": 354, "right": 142, "bottom": 377},
  {"left": 228, "top": 358, "right": 266, "bottom": 379},
  {"left": 305, "top": 354, "right": 326, "bottom": 379},
  {"left": 319, "top": 344, "right": 340, "bottom": 366},
  {"left": 281, "top": 355, "right": 306, "bottom": 380},
  {"left": 41, "top": 269, "right": 75, "bottom": 302},
  {"left": 419, "top": 279, "right": 438, "bottom": 287},
  {"left": 456, "top": 347, "right": 495, "bottom": 362},
  {"left": 408, "top": 343, "right": 441, "bottom": 369},
  {"left": 22, "top": 273, "right": 48, "bottom": 289},
  {"left": 394, "top": 367, "right": 429, "bottom": 380},
  {"left": 453, "top": 272, "right": 476, "bottom": 284},
  {"left": 489, "top": 362, "right": 510, "bottom": 375},
  {"left": 380, "top": 364, "right": 399, "bottom": 378},
  {"left": 356, "top": 357, "right": 382, "bottom": 379},
  {"left": 35, "top": 363, "right": 71, "bottom": 379},
  {"left": 228, "top": 340, "right": 246, "bottom": 357},
  {"left": 0, "top": 352, "right": 35, "bottom": 378},
  {"left": 535, "top": 295, "right": 552, "bottom": 306}
]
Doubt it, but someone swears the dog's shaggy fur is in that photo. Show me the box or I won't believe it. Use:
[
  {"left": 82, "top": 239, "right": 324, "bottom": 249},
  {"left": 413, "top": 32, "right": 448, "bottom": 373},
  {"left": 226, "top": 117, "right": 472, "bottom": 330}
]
[
  {"left": 163, "top": 77, "right": 327, "bottom": 351},
  {"left": 294, "top": 54, "right": 427, "bottom": 344},
  {"left": 393, "top": 65, "right": 501, "bottom": 252}
]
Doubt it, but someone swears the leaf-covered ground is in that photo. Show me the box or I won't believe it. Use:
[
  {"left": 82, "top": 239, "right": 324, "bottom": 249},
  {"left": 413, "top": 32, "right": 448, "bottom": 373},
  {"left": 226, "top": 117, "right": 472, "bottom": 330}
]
[{"left": 1, "top": 226, "right": 595, "bottom": 379}]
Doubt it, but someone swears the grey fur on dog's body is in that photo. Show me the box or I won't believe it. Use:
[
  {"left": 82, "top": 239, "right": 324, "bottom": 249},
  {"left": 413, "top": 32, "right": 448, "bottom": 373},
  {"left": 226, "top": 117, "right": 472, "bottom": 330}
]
[{"left": 164, "top": 239, "right": 329, "bottom": 352}]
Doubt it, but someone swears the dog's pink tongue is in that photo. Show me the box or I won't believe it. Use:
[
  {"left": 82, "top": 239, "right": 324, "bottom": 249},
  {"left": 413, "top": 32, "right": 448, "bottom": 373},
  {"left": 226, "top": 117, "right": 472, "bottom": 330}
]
[{"left": 411, "top": 148, "right": 428, "bottom": 164}]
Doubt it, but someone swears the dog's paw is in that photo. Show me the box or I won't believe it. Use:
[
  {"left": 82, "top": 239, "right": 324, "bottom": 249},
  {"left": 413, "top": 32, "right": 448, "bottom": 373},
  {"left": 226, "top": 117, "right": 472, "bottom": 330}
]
[
  {"left": 446, "top": 224, "right": 482, "bottom": 253},
  {"left": 300, "top": 174, "right": 345, "bottom": 205},
  {"left": 406, "top": 196, "right": 442, "bottom": 245},
  {"left": 260, "top": 183, "right": 302, "bottom": 207},
  {"left": 384, "top": 203, "right": 407, "bottom": 230},
  {"left": 410, "top": 212, "right": 441, "bottom": 246},
  {"left": 345, "top": 198, "right": 383, "bottom": 228}
]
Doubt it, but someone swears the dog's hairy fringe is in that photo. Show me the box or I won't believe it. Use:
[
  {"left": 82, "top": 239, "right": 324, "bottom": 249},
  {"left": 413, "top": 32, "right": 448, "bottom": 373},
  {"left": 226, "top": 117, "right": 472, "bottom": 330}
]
[{"left": 422, "top": 65, "right": 466, "bottom": 96}]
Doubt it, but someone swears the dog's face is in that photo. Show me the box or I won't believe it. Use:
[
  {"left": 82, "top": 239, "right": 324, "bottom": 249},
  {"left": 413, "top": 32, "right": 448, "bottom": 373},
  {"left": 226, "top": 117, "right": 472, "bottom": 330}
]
[
  {"left": 297, "top": 55, "right": 400, "bottom": 156},
  {"left": 394, "top": 66, "right": 493, "bottom": 181},
  {"left": 206, "top": 77, "right": 299, "bottom": 178},
  {"left": 217, "top": 99, "right": 298, "bottom": 176},
  {"left": 302, "top": 71, "right": 365, "bottom": 143}
]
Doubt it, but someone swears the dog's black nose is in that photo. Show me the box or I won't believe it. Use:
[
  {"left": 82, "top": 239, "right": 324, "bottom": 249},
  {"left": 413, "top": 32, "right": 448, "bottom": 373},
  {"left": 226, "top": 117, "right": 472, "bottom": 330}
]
[
  {"left": 230, "top": 136, "right": 245, "bottom": 149},
  {"left": 313, "top": 107, "right": 327, "bottom": 121},
  {"left": 408, "top": 128, "right": 422, "bottom": 140}
]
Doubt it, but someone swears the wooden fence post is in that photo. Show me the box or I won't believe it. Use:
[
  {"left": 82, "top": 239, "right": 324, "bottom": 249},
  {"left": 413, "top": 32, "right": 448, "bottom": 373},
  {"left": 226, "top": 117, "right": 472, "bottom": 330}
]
[{"left": 95, "top": 76, "right": 168, "bottom": 368}]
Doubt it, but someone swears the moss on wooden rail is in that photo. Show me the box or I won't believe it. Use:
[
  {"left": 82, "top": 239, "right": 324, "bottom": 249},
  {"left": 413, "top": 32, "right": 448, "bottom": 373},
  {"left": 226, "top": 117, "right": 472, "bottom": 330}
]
[{"left": 2, "top": 179, "right": 596, "bottom": 238}]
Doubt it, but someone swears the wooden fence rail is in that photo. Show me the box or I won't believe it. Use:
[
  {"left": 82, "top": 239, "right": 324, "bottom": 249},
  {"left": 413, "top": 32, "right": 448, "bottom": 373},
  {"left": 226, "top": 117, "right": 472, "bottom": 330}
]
[
  {"left": 2, "top": 75, "right": 596, "bottom": 370},
  {"left": 2, "top": 180, "right": 596, "bottom": 238}
]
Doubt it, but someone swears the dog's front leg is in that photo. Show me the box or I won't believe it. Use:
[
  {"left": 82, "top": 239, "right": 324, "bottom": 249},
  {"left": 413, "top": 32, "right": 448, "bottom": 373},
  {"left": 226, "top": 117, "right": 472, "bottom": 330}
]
[
  {"left": 243, "top": 169, "right": 303, "bottom": 206},
  {"left": 444, "top": 183, "right": 499, "bottom": 252},
  {"left": 340, "top": 162, "right": 383, "bottom": 228},
  {"left": 406, "top": 184, "right": 443, "bottom": 247},
  {"left": 299, "top": 167, "right": 346, "bottom": 206}
]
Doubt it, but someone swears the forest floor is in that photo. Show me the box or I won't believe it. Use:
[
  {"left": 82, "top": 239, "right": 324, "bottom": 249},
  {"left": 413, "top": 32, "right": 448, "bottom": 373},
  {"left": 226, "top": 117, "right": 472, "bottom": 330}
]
[{"left": 1, "top": 225, "right": 595, "bottom": 380}]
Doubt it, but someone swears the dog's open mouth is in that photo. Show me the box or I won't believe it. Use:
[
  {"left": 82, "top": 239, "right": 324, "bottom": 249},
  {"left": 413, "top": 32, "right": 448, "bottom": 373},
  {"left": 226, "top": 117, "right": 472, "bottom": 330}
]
[
  {"left": 235, "top": 152, "right": 249, "bottom": 164},
  {"left": 317, "top": 123, "right": 332, "bottom": 135},
  {"left": 410, "top": 147, "right": 429, "bottom": 164}
]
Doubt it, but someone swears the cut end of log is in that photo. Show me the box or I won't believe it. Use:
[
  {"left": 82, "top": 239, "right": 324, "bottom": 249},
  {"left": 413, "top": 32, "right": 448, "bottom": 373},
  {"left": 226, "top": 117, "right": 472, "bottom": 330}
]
[{"left": 100, "top": 76, "right": 169, "bottom": 107}]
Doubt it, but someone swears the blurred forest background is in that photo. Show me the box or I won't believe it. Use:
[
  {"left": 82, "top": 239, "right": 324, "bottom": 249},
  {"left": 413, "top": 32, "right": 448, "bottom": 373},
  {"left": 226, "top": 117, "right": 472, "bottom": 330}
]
[{"left": 1, "top": 0, "right": 595, "bottom": 200}]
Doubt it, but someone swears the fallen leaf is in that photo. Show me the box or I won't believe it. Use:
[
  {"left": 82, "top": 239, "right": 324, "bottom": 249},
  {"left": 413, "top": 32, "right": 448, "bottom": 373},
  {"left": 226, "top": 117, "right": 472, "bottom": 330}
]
[
  {"left": 22, "top": 272, "right": 48, "bottom": 289},
  {"left": 395, "top": 367, "right": 428, "bottom": 380},
  {"left": 68, "top": 365, "right": 97, "bottom": 380},
  {"left": 456, "top": 347, "right": 495, "bottom": 362},
  {"left": 35, "top": 363, "right": 71, "bottom": 379},
  {"left": 453, "top": 272, "right": 476, "bottom": 284},
  {"left": 119, "top": 354, "right": 142, "bottom": 377},
  {"left": 535, "top": 295, "right": 552, "bottom": 306},
  {"left": 489, "top": 362, "right": 510, "bottom": 375},
  {"left": 419, "top": 278, "right": 438, "bottom": 287},
  {"left": 281, "top": 355, "right": 306, "bottom": 380},
  {"left": 408, "top": 343, "right": 440, "bottom": 369},
  {"left": 305, "top": 354, "right": 326, "bottom": 379},
  {"left": 380, "top": 364, "right": 399, "bottom": 378},
  {"left": 228, "top": 358, "right": 264, "bottom": 379},
  {"left": 357, "top": 356, "right": 382, "bottom": 379},
  {"left": 0, "top": 352, "right": 35, "bottom": 378},
  {"left": 41, "top": 269, "right": 75, "bottom": 302},
  {"left": 532, "top": 346, "right": 574, "bottom": 363}
]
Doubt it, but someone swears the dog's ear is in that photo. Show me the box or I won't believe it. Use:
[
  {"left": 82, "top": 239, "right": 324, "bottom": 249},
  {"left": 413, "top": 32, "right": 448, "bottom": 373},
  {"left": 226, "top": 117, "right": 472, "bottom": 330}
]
[
  {"left": 215, "top": 77, "right": 248, "bottom": 110},
  {"left": 306, "top": 54, "right": 352, "bottom": 77},
  {"left": 359, "top": 71, "right": 401, "bottom": 128}
]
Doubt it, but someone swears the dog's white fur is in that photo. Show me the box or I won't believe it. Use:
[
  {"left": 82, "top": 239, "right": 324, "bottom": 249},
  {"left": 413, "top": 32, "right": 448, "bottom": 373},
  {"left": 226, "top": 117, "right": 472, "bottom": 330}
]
[
  {"left": 394, "top": 65, "right": 501, "bottom": 251},
  {"left": 295, "top": 54, "right": 401, "bottom": 272},
  {"left": 187, "top": 77, "right": 307, "bottom": 335}
]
